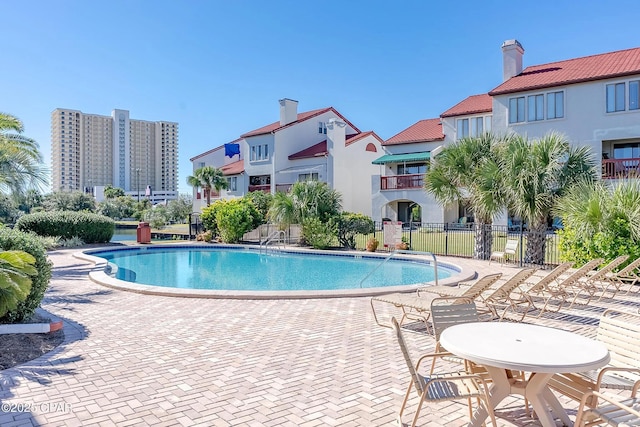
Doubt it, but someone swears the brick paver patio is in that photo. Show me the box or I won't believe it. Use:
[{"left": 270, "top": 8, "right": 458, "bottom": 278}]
[{"left": 1, "top": 247, "right": 639, "bottom": 426}]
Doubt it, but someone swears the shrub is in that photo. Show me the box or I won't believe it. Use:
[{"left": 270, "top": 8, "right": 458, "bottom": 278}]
[
  {"left": 214, "top": 199, "right": 260, "bottom": 243},
  {"left": 200, "top": 201, "right": 224, "bottom": 236},
  {"left": 244, "top": 191, "right": 273, "bottom": 225},
  {"left": 0, "top": 228, "right": 52, "bottom": 323},
  {"left": 335, "top": 212, "right": 374, "bottom": 249},
  {"left": 143, "top": 205, "right": 168, "bottom": 229},
  {"left": 196, "top": 230, "right": 214, "bottom": 242},
  {"left": 15, "top": 211, "right": 115, "bottom": 243},
  {"left": 302, "top": 217, "right": 337, "bottom": 249},
  {"left": 558, "top": 219, "right": 640, "bottom": 267},
  {"left": 0, "top": 250, "right": 38, "bottom": 318}
]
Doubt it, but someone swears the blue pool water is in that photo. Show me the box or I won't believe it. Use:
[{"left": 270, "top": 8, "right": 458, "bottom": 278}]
[{"left": 90, "top": 247, "right": 454, "bottom": 291}]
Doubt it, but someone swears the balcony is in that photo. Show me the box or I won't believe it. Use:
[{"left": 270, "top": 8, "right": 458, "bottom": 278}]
[
  {"left": 248, "top": 184, "right": 270, "bottom": 193},
  {"left": 602, "top": 158, "right": 640, "bottom": 179},
  {"left": 380, "top": 174, "right": 424, "bottom": 190}
]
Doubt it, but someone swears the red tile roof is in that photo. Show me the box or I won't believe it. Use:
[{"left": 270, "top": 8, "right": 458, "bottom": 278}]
[
  {"left": 440, "top": 94, "right": 492, "bottom": 118},
  {"left": 241, "top": 107, "right": 361, "bottom": 138},
  {"left": 288, "top": 132, "right": 383, "bottom": 160},
  {"left": 490, "top": 46, "right": 640, "bottom": 95},
  {"left": 289, "top": 140, "right": 327, "bottom": 160},
  {"left": 345, "top": 131, "right": 384, "bottom": 146},
  {"left": 189, "top": 138, "right": 241, "bottom": 161},
  {"left": 220, "top": 159, "right": 244, "bottom": 176},
  {"left": 384, "top": 118, "right": 444, "bottom": 146}
]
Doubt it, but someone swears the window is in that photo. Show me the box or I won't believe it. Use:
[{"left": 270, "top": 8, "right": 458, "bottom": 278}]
[
  {"left": 226, "top": 176, "right": 237, "bottom": 191},
  {"left": 471, "top": 117, "right": 484, "bottom": 136},
  {"left": 613, "top": 142, "right": 640, "bottom": 159},
  {"left": 630, "top": 81, "right": 640, "bottom": 110},
  {"left": 527, "top": 94, "right": 544, "bottom": 121},
  {"left": 298, "top": 172, "right": 319, "bottom": 182},
  {"left": 456, "top": 119, "right": 469, "bottom": 138},
  {"left": 547, "top": 91, "right": 564, "bottom": 119},
  {"left": 509, "top": 97, "right": 526, "bottom": 123},
  {"left": 607, "top": 83, "right": 626, "bottom": 112},
  {"left": 250, "top": 144, "right": 269, "bottom": 161},
  {"left": 318, "top": 121, "right": 326, "bottom": 134},
  {"left": 485, "top": 116, "right": 492, "bottom": 133},
  {"left": 397, "top": 163, "right": 427, "bottom": 175}
]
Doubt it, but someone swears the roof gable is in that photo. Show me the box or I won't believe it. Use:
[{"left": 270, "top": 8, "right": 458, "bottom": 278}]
[
  {"left": 384, "top": 118, "right": 444, "bottom": 146},
  {"left": 220, "top": 159, "right": 244, "bottom": 176},
  {"left": 490, "top": 46, "right": 640, "bottom": 95},
  {"left": 241, "top": 107, "right": 361, "bottom": 138},
  {"left": 440, "top": 94, "right": 492, "bottom": 118},
  {"left": 288, "top": 132, "right": 383, "bottom": 160}
]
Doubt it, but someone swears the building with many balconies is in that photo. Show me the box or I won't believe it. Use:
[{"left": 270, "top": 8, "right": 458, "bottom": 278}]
[{"left": 51, "top": 108, "right": 178, "bottom": 202}]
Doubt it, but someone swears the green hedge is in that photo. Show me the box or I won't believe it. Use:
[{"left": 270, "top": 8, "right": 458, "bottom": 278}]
[
  {"left": 0, "top": 228, "right": 53, "bottom": 323},
  {"left": 15, "top": 211, "right": 115, "bottom": 243}
]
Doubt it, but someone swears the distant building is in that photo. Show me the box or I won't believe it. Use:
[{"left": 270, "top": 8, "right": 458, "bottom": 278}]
[
  {"left": 190, "top": 99, "right": 384, "bottom": 215},
  {"left": 50, "top": 108, "right": 179, "bottom": 202}
]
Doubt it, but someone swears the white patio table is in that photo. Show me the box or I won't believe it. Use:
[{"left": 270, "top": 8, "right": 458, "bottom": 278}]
[{"left": 439, "top": 322, "right": 610, "bottom": 427}]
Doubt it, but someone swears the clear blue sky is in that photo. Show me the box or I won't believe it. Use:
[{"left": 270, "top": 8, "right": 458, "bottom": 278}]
[{"left": 3, "top": 0, "right": 639, "bottom": 194}]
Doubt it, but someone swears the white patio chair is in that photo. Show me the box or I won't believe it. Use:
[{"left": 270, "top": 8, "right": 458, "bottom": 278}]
[{"left": 489, "top": 239, "right": 518, "bottom": 265}]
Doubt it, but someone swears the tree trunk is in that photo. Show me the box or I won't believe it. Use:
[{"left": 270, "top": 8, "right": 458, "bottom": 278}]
[
  {"left": 473, "top": 222, "right": 493, "bottom": 260},
  {"left": 525, "top": 220, "right": 547, "bottom": 265}
]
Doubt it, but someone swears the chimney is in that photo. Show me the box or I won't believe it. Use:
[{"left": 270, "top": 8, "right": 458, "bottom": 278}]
[
  {"left": 279, "top": 98, "right": 298, "bottom": 126},
  {"left": 501, "top": 39, "right": 524, "bottom": 81}
]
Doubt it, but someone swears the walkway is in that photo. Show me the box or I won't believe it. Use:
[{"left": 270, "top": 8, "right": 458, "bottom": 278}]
[{"left": 0, "top": 248, "right": 638, "bottom": 426}]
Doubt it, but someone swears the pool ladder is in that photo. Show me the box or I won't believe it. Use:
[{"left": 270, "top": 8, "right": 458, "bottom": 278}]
[
  {"left": 358, "top": 250, "right": 439, "bottom": 288},
  {"left": 259, "top": 230, "right": 286, "bottom": 255}
]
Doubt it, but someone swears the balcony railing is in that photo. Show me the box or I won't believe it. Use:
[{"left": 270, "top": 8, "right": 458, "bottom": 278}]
[
  {"left": 248, "top": 184, "right": 270, "bottom": 193},
  {"left": 602, "top": 158, "right": 640, "bottom": 179},
  {"left": 380, "top": 174, "right": 424, "bottom": 190}
]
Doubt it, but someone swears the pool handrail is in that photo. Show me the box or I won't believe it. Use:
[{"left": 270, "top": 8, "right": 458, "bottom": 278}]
[
  {"left": 260, "top": 230, "right": 286, "bottom": 255},
  {"left": 359, "top": 250, "right": 439, "bottom": 288}
]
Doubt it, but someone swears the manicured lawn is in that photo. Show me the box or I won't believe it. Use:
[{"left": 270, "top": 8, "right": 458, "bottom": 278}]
[{"left": 356, "top": 229, "right": 561, "bottom": 265}]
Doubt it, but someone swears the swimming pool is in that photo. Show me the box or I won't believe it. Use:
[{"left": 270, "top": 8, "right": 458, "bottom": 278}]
[{"left": 78, "top": 245, "right": 469, "bottom": 298}]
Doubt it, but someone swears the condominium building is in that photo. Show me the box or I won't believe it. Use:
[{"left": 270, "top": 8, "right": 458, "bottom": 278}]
[{"left": 51, "top": 108, "right": 179, "bottom": 200}]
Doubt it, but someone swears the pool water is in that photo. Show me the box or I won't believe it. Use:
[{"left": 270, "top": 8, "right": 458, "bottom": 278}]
[{"left": 94, "top": 247, "right": 453, "bottom": 291}]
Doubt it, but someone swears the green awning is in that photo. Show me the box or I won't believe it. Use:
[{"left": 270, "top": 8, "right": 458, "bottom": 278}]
[{"left": 372, "top": 152, "right": 430, "bottom": 165}]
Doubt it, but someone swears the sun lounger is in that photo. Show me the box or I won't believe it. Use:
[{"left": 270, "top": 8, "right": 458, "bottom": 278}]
[
  {"left": 518, "top": 259, "right": 603, "bottom": 317},
  {"left": 371, "top": 273, "right": 502, "bottom": 330},
  {"left": 602, "top": 255, "right": 640, "bottom": 297},
  {"left": 571, "top": 255, "right": 629, "bottom": 304},
  {"left": 482, "top": 268, "right": 537, "bottom": 321},
  {"left": 416, "top": 273, "right": 503, "bottom": 300},
  {"left": 371, "top": 293, "right": 437, "bottom": 330}
]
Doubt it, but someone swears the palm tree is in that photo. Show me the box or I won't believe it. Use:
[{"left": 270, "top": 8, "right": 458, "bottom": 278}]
[
  {"left": 187, "top": 166, "right": 227, "bottom": 206},
  {"left": 0, "top": 113, "right": 48, "bottom": 196},
  {"left": 268, "top": 181, "right": 342, "bottom": 227},
  {"left": 555, "top": 179, "right": 640, "bottom": 244},
  {"left": 501, "top": 132, "right": 597, "bottom": 264},
  {"left": 424, "top": 133, "right": 506, "bottom": 260}
]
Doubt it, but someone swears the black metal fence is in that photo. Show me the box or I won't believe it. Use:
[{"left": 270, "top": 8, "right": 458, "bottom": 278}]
[{"left": 357, "top": 222, "right": 562, "bottom": 268}]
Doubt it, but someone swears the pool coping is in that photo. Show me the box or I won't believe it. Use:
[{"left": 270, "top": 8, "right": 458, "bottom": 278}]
[{"left": 73, "top": 243, "right": 476, "bottom": 299}]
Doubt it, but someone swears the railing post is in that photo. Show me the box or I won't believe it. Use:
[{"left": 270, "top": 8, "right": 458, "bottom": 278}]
[
  {"left": 519, "top": 222, "right": 524, "bottom": 267},
  {"left": 444, "top": 222, "right": 449, "bottom": 256}
]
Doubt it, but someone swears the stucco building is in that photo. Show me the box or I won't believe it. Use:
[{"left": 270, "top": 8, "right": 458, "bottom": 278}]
[{"left": 51, "top": 108, "right": 179, "bottom": 202}]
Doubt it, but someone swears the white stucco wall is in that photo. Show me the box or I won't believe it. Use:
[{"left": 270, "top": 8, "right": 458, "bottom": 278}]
[
  {"left": 492, "top": 77, "right": 640, "bottom": 162},
  {"left": 333, "top": 133, "right": 383, "bottom": 216}
]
